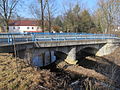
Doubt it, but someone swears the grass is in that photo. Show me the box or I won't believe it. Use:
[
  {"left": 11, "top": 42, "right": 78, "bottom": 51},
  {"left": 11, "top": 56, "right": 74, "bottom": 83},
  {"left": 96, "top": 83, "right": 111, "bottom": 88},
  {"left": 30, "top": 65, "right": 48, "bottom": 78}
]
[
  {"left": 0, "top": 47, "right": 120, "bottom": 90},
  {"left": 0, "top": 53, "right": 71, "bottom": 89},
  {"left": 0, "top": 53, "right": 38, "bottom": 89}
]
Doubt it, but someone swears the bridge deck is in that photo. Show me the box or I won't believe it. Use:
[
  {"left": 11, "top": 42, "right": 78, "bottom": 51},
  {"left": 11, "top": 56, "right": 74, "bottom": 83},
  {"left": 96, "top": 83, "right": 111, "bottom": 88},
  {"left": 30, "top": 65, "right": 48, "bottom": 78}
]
[{"left": 0, "top": 33, "right": 119, "bottom": 47}]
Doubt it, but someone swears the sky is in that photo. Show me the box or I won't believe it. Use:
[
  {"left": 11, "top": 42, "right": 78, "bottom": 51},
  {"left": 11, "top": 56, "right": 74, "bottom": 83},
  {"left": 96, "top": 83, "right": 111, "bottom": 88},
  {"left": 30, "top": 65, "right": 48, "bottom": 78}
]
[{"left": 19, "top": 0, "right": 98, "bottom": 18}]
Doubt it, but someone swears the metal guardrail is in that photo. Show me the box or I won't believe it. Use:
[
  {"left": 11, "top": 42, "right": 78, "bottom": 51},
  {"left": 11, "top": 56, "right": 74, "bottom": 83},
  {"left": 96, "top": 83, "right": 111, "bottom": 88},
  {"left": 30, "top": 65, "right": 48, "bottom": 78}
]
[
  {"left": 0, "top": 32, "right": 119, "bottom": 46},
  {"left": 0, "top": 32, "right": 117, "bottom": 36}
]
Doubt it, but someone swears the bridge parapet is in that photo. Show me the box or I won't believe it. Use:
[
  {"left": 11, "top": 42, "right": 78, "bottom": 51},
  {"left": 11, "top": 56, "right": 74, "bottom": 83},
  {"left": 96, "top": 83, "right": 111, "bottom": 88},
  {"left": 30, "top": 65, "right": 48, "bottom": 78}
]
[{"left": 0, "top": 33, "right": 119, "bottom": 46}]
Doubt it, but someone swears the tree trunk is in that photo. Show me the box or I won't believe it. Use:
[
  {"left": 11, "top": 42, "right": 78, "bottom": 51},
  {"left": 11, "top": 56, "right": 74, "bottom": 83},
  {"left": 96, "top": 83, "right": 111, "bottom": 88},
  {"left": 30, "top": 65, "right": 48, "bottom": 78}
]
[
  {"left": 6, "top": 25, "right": 9, "bottom": 32},
  {"left": 6, "top": 21, "right": 9, "bottom": 32},
  {"left": 40, "top": 0, "right": 44, "bottom": 32},
  {"left": 47, "top": 1, "right": 51, "bottom": 33},
  {"left": 48, "top": 13, "right": 51, "bottom": 32}
]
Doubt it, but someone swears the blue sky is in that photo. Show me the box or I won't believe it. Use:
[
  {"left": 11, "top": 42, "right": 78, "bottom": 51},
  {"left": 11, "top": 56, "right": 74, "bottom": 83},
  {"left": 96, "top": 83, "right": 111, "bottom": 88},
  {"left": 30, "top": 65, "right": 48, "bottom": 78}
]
[{"left": 19, "top": 0, "right": 98, "bottom": 18}]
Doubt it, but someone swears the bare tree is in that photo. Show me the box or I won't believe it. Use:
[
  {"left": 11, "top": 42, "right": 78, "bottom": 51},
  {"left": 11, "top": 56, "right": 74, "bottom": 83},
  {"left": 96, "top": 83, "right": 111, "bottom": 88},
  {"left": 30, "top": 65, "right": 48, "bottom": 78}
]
[
  {"left": 39, "top": 0, "right": 48, "bottom": 32},
  {"left": 62, "top": 2, "right": 77, "bottom": 32},
  {"left": 47, "top": 2, "right": 51, "bottom": 32},
  {"left": 97, "top": 0, "right": 120, "bottom": 34},
  {"left": 92, "top": 9, "right": 104, "bottom": 33},
  {"left": 30, "top": 0, "right": 56, "bottom": 32},
  {"left": 30, "top": 4, "right": 41, "bottom": 19},
  {"left": 46, "top": 0, "right": 57, "bottom": 32},
  {"left": 0, "top": 0, "right": 20, "bottom": 32}
]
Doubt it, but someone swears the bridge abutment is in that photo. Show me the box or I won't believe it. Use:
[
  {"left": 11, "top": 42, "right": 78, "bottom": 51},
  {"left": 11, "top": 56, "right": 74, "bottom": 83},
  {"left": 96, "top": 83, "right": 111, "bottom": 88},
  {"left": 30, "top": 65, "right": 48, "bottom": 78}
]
[{"left": 96, "top": 40, "right": 119, "bottom": 56}]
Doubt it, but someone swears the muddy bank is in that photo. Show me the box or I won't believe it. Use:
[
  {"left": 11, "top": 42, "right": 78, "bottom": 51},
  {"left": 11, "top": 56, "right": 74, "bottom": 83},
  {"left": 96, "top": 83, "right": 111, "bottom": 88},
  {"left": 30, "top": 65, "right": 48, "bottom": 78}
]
[{"left": 0, "top": 47, "right": 120, "bottom": 90}]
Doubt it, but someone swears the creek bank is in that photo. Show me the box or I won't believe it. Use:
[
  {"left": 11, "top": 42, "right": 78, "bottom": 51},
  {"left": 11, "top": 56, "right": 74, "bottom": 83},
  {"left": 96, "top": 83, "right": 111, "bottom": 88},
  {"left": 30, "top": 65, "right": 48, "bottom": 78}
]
[{"left": 1, "top": 47, "right": 120, "bottom": 89}]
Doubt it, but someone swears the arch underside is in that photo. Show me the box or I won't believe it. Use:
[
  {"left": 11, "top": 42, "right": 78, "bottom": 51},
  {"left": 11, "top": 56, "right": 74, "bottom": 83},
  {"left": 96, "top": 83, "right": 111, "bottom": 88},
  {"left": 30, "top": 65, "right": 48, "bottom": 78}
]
[{"left": 77, "top": 47, "right": 98, "bottom": 59}]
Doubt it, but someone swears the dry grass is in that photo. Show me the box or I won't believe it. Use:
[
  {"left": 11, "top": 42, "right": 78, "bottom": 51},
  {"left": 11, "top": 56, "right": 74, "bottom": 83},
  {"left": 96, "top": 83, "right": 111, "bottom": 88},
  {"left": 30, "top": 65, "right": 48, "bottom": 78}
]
[
  {"left": 0, "top": 47, "right": 120, "bottom": 90},
  {"left": 0, "top": 53, "right": 72, "bottom": 90},
  {"left": 0, "top": 53, "right": 37, "bottom": 89}
]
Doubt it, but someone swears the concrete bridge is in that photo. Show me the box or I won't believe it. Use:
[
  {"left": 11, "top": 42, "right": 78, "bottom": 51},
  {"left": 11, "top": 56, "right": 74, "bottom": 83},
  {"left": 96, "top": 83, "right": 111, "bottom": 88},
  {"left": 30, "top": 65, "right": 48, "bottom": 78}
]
[{"left": 0, "top": 33, "right": 120, "bottom": 66}]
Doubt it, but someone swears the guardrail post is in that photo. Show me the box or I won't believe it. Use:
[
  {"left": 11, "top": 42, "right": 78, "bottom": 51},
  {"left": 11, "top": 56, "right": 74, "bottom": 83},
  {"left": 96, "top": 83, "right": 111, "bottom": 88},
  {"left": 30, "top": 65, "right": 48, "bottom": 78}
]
[
  {"left": 32, "top": 34, "right": 35, "bottom": 41},
  {"left": 51, "top": 37, "right": 53, "bottom": 41},
  {"left": 8, "top": 35, "right": 13, "bottom": 44},
  {"left": 64, "top": 37, "right": 66, "bottom": 41},
  {"left": 8, "top": 35, "right": 10, "bottom": 44},
  {"left": 75, "top": 35, "right": 77, "bottom": 40}
]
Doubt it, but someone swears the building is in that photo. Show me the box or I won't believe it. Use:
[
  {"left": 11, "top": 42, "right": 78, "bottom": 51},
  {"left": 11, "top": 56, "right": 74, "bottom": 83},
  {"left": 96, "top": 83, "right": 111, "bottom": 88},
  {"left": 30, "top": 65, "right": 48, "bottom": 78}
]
[{"left": 7, "top": 20, "right": 43, "bottom": 33}]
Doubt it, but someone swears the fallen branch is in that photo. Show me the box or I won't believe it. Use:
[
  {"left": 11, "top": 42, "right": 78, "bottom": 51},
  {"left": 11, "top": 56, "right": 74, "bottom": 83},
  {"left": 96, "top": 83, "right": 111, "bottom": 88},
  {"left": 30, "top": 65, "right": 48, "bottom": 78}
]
[{"left": 56, "top": 61, "right": 120, "bottom": 88}]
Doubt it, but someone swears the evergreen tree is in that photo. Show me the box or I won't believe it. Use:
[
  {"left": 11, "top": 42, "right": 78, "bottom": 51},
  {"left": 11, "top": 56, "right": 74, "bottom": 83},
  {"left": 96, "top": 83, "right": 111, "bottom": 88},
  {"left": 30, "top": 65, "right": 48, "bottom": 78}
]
[
  {"left": 63, "top": 4, "right": 81, "bottom": 32},
  {"left": 79, "top": 10, "right": 96, "bottom": 33}
]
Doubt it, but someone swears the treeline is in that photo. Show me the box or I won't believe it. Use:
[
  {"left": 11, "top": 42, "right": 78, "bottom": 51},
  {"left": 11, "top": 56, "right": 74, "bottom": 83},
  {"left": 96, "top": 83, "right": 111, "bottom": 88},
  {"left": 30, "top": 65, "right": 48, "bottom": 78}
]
[
  {"left": 0, "top": 0, "right": 119, "bottom": 33},
  {"left": 52, "top": 0, "right": 120, "bottom": 34},
  {"left": 53, "top": 4, "right": 100, "bottom": 33}
]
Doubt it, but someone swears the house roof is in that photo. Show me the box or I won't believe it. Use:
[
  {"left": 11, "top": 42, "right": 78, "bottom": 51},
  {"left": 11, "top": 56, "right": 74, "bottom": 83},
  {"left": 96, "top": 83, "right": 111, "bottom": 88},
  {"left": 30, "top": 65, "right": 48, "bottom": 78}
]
[{"left": 9, "top": 20, "right": 41, "bottom": 26}]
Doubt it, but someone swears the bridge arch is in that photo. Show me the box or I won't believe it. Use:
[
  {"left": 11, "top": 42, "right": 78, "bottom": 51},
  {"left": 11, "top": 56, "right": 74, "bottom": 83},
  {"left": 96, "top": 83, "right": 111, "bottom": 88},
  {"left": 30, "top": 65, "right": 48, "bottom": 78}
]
[
  {"left": 54, "top": 51, "right": 67, "bottom": 60},
  {"left": 76, "top": 47, "right": 98, "bottom": 59}
]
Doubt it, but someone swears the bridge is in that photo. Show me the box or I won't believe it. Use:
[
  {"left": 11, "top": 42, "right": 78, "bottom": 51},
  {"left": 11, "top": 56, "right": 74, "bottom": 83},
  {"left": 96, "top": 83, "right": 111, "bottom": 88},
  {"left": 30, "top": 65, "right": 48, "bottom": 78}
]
[{"left": 0, "top": 33, "right": 120, "bottom": 66}]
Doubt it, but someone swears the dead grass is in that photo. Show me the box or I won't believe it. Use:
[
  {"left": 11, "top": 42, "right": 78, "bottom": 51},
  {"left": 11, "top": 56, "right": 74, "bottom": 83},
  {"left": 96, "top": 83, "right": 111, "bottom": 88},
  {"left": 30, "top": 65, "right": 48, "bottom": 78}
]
[
  {"left": 0, "top": 53, "right": 35, "bottom": 89},
  {"left": 0, "top": 47, "right": 120, "bottom": 90},
  {"left": 104, "top": 47, "right": 120, "bottom": 65},
  {"left": 0, "top": 53, "right": 72, "bottom": 90}
]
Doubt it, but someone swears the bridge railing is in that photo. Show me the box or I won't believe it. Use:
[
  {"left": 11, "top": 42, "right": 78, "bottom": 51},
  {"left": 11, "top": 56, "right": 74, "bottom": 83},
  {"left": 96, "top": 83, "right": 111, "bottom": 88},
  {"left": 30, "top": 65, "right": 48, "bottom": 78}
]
[{"left": 0, "top": 32, "right": 119, "bottom": 45}]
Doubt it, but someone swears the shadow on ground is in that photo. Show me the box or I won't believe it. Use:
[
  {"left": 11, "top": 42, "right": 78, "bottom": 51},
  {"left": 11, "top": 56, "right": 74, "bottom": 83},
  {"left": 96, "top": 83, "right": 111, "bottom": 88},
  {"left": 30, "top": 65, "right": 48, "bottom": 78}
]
[{"left": 77, "top": 56, "right": 120, "bottom": 85}]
